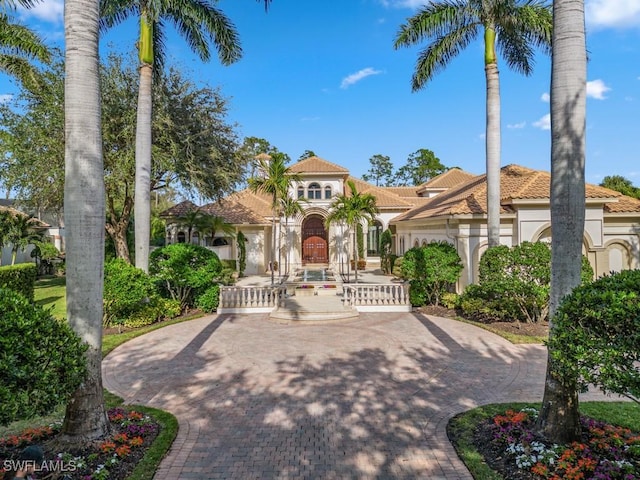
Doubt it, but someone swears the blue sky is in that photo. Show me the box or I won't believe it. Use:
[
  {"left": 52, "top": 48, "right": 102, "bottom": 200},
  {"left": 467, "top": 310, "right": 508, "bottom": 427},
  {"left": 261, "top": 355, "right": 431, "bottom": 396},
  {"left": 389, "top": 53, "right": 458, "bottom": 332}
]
[{"left": 6, "top": 0, "right": 640, "bottom": 186}]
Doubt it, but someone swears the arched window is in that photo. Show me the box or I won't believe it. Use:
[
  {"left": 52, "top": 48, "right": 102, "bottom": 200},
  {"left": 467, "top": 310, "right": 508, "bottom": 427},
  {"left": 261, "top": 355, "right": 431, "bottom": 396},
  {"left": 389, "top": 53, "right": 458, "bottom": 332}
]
[
  {"left": 308, "top": 182, "right": 322, "bottom": 199},
  {"left": 324, "top": 185, "right": 332, "bottom": 199},
  {"left": 177, "top": 231, "right": 186, "bottom": 243},
  {"left": 414, "top": 239, "right": 419, "bottom": 248},
  {"left": 421, "top": 240, "right": 427, "bottom": 247},
  {"left": 297, "top": 186, "right": 304, "bottom": 199},
  {"left": 367, "top": 220, "right": 383, "bottom": 256}
]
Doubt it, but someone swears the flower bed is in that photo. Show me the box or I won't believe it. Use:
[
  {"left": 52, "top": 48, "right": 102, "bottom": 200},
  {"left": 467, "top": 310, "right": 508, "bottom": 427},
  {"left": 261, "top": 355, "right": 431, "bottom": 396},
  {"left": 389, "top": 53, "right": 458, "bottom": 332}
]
[
  {"left": 0, "top": 407, "right": 160, "bottom": 480},
  {"left": 478, "top": 407, "right": 640, "bottom": 479}
]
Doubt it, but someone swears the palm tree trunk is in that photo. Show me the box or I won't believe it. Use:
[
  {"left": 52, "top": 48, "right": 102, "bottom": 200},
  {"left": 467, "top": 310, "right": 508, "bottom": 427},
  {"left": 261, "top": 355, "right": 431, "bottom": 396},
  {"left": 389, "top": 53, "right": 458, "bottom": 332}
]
[
  {"left": 353, "top": 225, "right": 358, "bottom": 284},
  {"left": 536, "top": 0, "right": 587, "bottom": 444},
  {"left": 61, "top": 0, "right": 110, "bottom": 442},
  {"left": 485, "top": 27, "right": 501, "bottom": 249},
  {"left": 134, "top": 62, "right": 153, "bottom": 272}
]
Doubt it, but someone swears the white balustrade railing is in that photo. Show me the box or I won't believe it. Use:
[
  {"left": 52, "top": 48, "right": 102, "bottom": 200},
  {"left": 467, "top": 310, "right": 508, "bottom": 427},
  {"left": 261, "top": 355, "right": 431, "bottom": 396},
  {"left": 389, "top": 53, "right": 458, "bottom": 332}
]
[
  {"left": 218, "top": 286, "right": 285, "bottom": 313},
  {"left": 343, "top": 283, "right": 411, "bottom": 312}
]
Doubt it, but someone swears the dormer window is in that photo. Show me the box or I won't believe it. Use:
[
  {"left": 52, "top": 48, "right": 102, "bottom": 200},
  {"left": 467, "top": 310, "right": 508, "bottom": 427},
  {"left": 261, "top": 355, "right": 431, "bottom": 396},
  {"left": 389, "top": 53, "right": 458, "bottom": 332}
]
[
  {"left": 308, "top": 183, "right": 322, "bottom": 200},
  {"left": 324, "top": 186, "right": 332, "bottom": 199}
]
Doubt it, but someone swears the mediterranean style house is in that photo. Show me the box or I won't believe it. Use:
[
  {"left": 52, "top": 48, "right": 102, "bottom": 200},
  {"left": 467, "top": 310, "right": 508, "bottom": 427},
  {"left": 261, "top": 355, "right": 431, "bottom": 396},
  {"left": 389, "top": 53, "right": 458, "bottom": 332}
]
[{"left": 161, "top": 156, "right": 640, "bottom": 291}]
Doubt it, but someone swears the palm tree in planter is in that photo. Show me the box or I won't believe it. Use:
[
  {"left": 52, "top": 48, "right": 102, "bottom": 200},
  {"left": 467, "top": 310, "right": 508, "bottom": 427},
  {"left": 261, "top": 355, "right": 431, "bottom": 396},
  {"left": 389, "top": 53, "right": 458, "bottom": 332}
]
[
  {"left": 101, "top": 0, "right": 273, "bottom": 272},
  {"left": 394, "top": 0, "right": 552, "bottom": 248},
  {"left": 248, "top": 153, "right": 300, "bottom": 286},
  {"left": 325, "top": 180, "right": 378, "bottom": 284},
  {"left": 279, "top": 195, "right": 306, "bottom": 275}
]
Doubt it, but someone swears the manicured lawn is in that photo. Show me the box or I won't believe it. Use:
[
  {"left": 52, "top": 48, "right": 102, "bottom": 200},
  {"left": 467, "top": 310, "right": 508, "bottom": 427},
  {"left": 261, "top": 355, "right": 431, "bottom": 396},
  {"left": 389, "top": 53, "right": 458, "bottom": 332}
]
[{"left": 34, "top": 276, "right": 67, "bottom": 319}]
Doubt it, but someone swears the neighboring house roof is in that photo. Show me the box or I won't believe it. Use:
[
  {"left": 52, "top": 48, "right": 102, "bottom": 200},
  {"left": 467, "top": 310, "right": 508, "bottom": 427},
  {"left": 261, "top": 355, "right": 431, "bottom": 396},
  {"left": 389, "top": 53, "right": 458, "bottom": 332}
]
[
  {"left": 392, "top": 164, "right": 638, "bottom": 223},
  {"left": 289, "top": 156, "right": 350, "bottom": 174}
]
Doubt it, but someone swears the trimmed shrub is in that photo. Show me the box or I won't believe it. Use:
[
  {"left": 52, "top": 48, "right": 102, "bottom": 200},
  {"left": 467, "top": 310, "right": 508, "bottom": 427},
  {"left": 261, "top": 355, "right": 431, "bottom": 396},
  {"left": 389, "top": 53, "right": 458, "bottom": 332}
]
[
  {"left": 103, "top": 259, "right": 159, "bottom": 327},
  {"left": 0, "top": 263, "right": 37, "bottom": 301},
  {"left": 548, "top": 269, "right": 640, "bottom": 402},
  {"left": 150, "top": 243, "right": 222, "bottom": 311},
  {"left": 0, "top": 288, "right": 87, "bottom": 425},
  {"left": 401, "top": 241, "right": 463, "bottom": 306},
  {"left": 196, "top": 285, "right": 220, "bottom": 313},
  {"left": 392, "top": 256, "right": 404, "bottom": 279},
  {"left": 221, "top": 259, "right": 237, "bottom": 271},
  {"left": 379, "top": 229, "right": 393, "bottom": 274},
  {"left": 460, "top": 241, "right": 594, "bottom": 323}
]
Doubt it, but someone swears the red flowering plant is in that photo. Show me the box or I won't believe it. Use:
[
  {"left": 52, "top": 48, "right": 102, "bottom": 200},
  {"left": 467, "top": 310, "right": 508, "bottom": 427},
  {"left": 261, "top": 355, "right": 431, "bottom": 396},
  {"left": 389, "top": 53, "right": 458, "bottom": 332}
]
[{"left": 487, "top": 407, "right": 640, "bottom": 479}]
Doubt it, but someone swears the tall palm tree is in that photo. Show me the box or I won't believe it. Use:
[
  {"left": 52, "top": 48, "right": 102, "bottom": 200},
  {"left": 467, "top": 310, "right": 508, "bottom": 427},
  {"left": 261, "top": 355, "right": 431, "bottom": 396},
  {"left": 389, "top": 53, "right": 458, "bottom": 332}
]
[
  {"left": 0, "top": 12, "right": 50, "bottom": 91},
  {"left": 61, "top": 0, "right": 110, "bottom": 442},
  {"left": 279, "top": 195, "right": 306, "bottom": 275},
  {"left": 325, "top": 180, "right": 379, "bottom": 284},
  {"left": 248, "top": 153, "right": 300, "bottom": 286},
  {"left": 536, "top": 0, "right": 586, "bottom": 444},
  {"left": 394, "top": 0, "right": 552, "bottom": 248},
  {"left": 101, "top": 0, "right": 272, "bottom": 273}
]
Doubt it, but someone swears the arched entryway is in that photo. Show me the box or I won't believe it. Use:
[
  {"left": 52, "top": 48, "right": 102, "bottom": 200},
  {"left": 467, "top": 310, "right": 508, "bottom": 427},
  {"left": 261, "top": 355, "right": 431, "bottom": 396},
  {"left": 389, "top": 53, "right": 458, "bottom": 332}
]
[{"left": 302, "top": 215, "right": 328, "bottom": 264}]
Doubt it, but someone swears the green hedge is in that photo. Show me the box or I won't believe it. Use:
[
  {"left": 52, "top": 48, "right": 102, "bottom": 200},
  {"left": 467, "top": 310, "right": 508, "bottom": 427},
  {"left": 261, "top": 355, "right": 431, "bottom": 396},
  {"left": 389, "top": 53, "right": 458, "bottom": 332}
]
[
  {"left": 0, "top": 263, "right": 37, "bottom": 301},
  {"left": 221, "top": 259, "right": 237, "bottom": 271},
  {"left": 0, "top": 288, "right": 87, "bottom": 425}
]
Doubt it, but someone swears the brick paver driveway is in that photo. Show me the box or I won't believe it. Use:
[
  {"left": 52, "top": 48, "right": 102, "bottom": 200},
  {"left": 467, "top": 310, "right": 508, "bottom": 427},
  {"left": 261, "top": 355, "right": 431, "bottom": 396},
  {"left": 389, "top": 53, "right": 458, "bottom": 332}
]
[{"left": 102, "top": 312, "right": 590, "bottom": 479}]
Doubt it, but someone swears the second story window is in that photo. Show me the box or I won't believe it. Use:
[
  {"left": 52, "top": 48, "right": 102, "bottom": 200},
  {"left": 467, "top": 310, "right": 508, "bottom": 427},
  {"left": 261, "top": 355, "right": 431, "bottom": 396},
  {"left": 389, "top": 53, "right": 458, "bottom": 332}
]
[
  {"left": 308, "top": 182, "right": 322, "bottom": 200},
  {"left": 297, "top": 186, "right": 304, "bottom": 199},
  {"left": 324, "top": 186, "right": 332, "bottom": 199}
]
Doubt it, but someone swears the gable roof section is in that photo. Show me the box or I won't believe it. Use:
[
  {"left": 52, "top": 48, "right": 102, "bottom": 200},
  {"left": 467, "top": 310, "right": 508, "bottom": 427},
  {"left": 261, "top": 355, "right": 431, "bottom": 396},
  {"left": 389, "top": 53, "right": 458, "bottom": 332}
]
[
  {"left": 383, "top": 186, "right": 421, "bottom": 197},
  {"left": 289, "top": 156, "right": 349, "bottom": 174},
  {"left": 393, "top": 164, "right": 634, "bottom": 223}
]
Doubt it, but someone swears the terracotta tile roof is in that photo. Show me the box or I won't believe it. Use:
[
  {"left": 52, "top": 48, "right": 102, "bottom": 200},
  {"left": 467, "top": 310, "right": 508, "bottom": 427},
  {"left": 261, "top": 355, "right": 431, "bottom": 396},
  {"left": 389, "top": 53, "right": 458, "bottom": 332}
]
[
  {"left": 393, "top": 164, "right": 636, "bottom": 222},
  {"left": 605, "top": 194, "right": 640, "bottom": 213},
  {"left": 383, "top": 186, "right": 421, "bottom": 197},
  {"left": 289, "top": 156, "right": 350, "bottom": 174},
  {"left": 416, "top": 168, "right": 478, "bottom": 193},
  {"left": 159, "top": 200, "right": 199, "bottom": 218},
  {"left": 345, "top": 177, "right": 414, "bottom": 208}
]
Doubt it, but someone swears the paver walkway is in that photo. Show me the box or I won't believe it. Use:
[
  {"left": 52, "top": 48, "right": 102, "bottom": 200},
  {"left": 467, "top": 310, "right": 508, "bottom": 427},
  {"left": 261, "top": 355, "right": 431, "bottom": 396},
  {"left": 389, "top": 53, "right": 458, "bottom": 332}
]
[{"left": 102, "top": 312, "right": 610, "bottom": 479}]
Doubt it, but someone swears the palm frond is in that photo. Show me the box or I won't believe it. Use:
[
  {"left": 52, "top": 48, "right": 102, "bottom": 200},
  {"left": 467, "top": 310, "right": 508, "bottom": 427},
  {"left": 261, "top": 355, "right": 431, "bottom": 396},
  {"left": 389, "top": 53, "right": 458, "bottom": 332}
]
[
  {"left": 0, "top": 14, "right": 49, "bottom": 62},
  {"left": 99, "top": 0, "right": 138, "bottom": 30},
  {"left": 411, "top": 23, "right": 478, "bottom": 91},
  {"left": 165, "top": 0, "right": 241, "bottom": 65}
]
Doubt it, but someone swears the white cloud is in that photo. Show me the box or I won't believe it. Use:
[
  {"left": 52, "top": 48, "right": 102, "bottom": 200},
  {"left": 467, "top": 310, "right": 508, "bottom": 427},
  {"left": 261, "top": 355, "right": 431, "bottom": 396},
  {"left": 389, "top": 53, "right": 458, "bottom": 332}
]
[
  {"left": 18, "top": 0, "right": 63, "bottom": 24},
  {"left": 586, "top": 0, "right": 640, "bottom": 29},
  {"left": 541, "top": 92, "right": 550, "bottom": 102},
  {"left": 533, "top": 114, "right": 551, "bottom": 130},
  {"left": 0, "top": 94, "right": 13, "bottom": 104},
  {"left": 587, "top": 79, "right": 611, "bottom": 99},
  {"left": 340, "top": 67, "right": 383, "bottom": 89},
  {"left": 507, "top": 121, "right": 526, "bottom": 129}
]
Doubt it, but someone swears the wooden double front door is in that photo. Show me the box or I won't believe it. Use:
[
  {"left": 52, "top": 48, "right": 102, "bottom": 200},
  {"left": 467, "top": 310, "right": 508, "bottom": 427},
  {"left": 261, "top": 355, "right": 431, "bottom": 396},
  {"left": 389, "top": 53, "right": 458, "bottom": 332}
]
[{"left": 302, "top": 215, "right": 328, "bottom": 264}]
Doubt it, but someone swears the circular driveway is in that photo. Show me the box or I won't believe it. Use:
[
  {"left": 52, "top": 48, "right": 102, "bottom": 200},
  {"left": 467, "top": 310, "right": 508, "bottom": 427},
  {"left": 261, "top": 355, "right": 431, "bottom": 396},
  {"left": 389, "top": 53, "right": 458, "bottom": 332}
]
[{"left": 102, "top": 312, "right": 601, "bottom": 479}]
